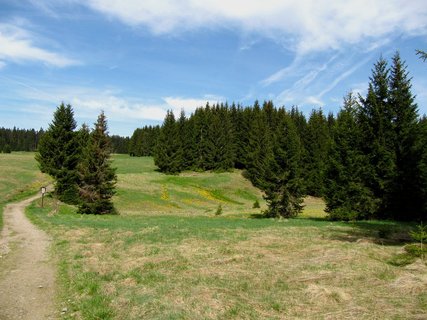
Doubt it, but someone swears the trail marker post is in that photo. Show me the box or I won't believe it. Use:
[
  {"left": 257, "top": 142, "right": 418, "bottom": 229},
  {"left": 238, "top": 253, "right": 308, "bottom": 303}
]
[{"left": 41, "top": 186, "right": 47, "bottom": 208}]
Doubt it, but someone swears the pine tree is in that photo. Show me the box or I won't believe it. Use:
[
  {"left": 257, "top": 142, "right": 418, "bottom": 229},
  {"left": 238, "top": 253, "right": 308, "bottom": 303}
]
[
  {"left": 302, "top": 109, "right": 330, "bottom": 196},
  {"left": 264, "top": 108, "right": 304, "bottom": 218},
  {"left": 386, "top": 52, "right": 422, "bottom": 220},
  {"left": 35, "top": 103, "right": 80, "bottom": 204},
  {"left": 418, "top": 117, "right": 427, "bottom": 217},
  {"left": 154, "top": 111, "right": 183, "bottom": 174},
  {"left": 324, "top": 93, "right": 379, "bottom": 220},
  {"left": 3, "top": 144, "right": 11, "bottom": 153},
  {"left": 359, "top": 57, "right": 396, "bottom": 216},
  {"left": 416, "top": 49, "right": 427, "bottom": 62},
  {"left": 78, "top": 112, "right": 117, "bottom": 214},
  {"left": 244, "top": 101, "right": 273, "bottom": 189}
]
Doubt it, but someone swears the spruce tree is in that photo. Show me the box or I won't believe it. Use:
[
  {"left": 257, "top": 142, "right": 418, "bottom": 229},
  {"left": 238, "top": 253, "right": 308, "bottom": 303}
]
[
  {"left": 244, "top": 101, "right": 272, "bottom": 189},
  {"left": 78, "top": 112, "right": 117, "bottom": 215},
  {"left": 418, "top": 117, "right": 427, "bottom": 217},
  {"left": 154, "top": 111, "right": 183, "bottom": 174},
  {"left": 302, "top": 109, "right": 330, "bottom": 196},
  {"left": 324, "top": 93, "right": 379, "bottom": 220},
  {"left": 35, "top": 103, "right": 80, "bottom": 204},
  {"left": 264, "top": 108, "right": 304, "bottom": 218},
  {"left": 359, "top": 57, "right": 396, "bottom": 216},
  {"left": 386, "top": 52, "right": 422, "bottom": 220}
]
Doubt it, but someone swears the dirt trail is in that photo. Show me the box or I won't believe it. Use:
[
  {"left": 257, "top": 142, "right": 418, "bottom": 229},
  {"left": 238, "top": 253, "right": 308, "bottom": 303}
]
[{"left": 0, "top": 195, "right": 57, "bottom": 320}]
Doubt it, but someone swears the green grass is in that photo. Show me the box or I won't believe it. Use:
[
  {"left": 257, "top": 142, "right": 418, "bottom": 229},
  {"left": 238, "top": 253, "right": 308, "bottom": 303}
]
[
  {"left": 0, "top": 152, "right": 51, "bottom": 229},
  {"left": 22, "top": 154, "right": 425, "bottom": 319},
  {"left": 113, "top": 154, "right": 266, "bottom": 216}
]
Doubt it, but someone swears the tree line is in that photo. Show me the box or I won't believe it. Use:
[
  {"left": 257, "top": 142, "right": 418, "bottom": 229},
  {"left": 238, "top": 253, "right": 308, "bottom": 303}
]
[
  {"left": 0, "top": 127, "right": 129, "bottom": 154},
  {"left": 36, "top": 103, "right": 117, "bottom": 214},
  {"left": 135, "top": 52, "right": 425, "bottom": 221},
  {"left": 0, "top": 127, "right": 45, "bottom": 153}
]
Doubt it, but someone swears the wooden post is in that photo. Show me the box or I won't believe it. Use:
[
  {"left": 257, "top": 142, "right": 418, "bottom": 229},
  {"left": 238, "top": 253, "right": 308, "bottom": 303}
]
[{"left": 41, "top": 186, "right": 47, "bottom": 208}]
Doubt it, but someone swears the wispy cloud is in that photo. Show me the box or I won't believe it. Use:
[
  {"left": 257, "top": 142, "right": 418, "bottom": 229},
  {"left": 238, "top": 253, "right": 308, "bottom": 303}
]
[
  {"left": 10, "top": 78, "right": 221, "bottom": 122},
  {"left": 80, "top": 0, "right": 427, "bottom": 53},
  {"left": 272, "top": 51, "right": 372, "bottom": 108},
  {"left": 0, "top": 23, "right": 79, "bottom": 67},
  {"left": 315, "top": 55, "right": 372, "bottom": 99}
]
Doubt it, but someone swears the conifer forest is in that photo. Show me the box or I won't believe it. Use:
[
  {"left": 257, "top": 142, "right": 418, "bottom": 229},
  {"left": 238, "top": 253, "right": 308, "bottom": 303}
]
[{"left": 2, "top": 52, "right": 426, "bottom": 221}]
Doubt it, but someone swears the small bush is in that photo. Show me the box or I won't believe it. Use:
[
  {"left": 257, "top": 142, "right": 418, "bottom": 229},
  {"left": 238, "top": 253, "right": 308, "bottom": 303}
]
[
  {"left": 215, "top": 204, "right": 223, "bottom": 216},
  {"left": 252, "top": 199, "right": 260, "bottom": 209},
  {"left": 387, "top": 253, "right": 416, "bottom": 267},
  {"left": 409, "top": 222, "right": 427, "bottom": 260},
  {"left": 3, "top": 144, "right": 11, "bottom": 153},
  {"left": 327, "top": 207, "right": 358, "bottom": 221},
  {"left": 404, "top": 244, "right": 427, "bottom": 258}
]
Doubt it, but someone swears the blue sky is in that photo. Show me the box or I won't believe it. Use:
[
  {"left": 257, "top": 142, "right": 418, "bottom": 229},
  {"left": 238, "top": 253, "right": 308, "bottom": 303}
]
[{"left": 1, "top": 0, "right": 427, "bottom": 136}]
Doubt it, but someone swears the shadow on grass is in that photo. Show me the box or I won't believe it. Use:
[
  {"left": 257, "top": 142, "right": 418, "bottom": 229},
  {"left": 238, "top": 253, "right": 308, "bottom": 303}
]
[
  {"left": 324, "top": 219, "right": 414, "bottom": 246},
  {"left": 249, "top": 213, "right": 265, "bottom": 219},
  {"left": 250, "top": 212, "right": 415, "bottom": 246}
]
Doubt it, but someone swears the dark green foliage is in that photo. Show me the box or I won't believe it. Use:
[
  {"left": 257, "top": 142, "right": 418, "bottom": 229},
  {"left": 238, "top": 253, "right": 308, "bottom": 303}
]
[
  {"left": 154, "top": 111, "right": 183, "bottom": 174},
  {"left": 302, "top": 109, "right": 331, "bottom": 196},
  {"left": 252, "top": 199, "right": 260, "bottom": 209},
  {"left": 78, "top": 112, "right": 117, "bottom": 215},
  {"left": 129, "top": 126, "right": 159, "bottom": 157},
  {"left": 263, "top": 108, "right": 304, "bottom": 218},
  {"left": 326, "top": 53, "right": 426, "bottom": 221},
  {"left": 325, "top": 93, "right": 379, "bottom": 220},
  {"left": 110, "top": 135, "right": 130, "bottom": 154},
  {"left": 244, "top": 101, "right": 273, "bottom": 189},
  {"left": 36, "top": 103, "right": 81, "bottom": 204},
  {"left": 416, "top": 49, "right": 427, "bottom": 62},
  {"left": 419, "top": 117, "right": 427, "bottom": 215},
  {"left": 0, "top": 127, "right": 44, "bottom": 152},
  {"left": 215, "top": 204, "right": 223, "bottom": 216},
  {"left": 230, "top": 103, "right": 249, "bottom": 169},
  {"left": 3, "top": 144, "right": 11, "bottom": 153},
  {"left": 385, "top": 53, "right": 423, "bottom": 220},
  {"left": 359, "top": 57, "right": 395, "bottom": 216}
]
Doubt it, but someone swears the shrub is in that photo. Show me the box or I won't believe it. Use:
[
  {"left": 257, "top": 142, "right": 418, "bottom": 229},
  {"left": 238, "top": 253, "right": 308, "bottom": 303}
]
[
  {"left": 409, "top": 223, "right": 427, "bottom": 260},
  {"left": 252, "top": 199, "right": 260, "bottom": 209},
  {"left": 215, "top": 204, "right": 223, "bottom": 216},
  {"left": 327, "top": 207, "right": 358, "bottom": 221},
  {"left": 3, "top": 144, "right": 11, "bottom": 153},
  {"left": 387, "top": 253, "right": 416, "bottom": 267}
]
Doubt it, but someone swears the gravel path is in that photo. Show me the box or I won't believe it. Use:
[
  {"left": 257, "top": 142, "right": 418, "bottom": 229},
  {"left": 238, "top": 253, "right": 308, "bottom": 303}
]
[{"left": 0, "top": 195, "right": 57, "bottom": 319}]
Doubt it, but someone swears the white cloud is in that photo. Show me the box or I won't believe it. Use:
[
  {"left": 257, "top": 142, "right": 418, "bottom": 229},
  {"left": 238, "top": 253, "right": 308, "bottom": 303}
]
[
  {"left": 83, "top": 0, "right": 427, "bottom": 53},
  {"left": 12, "top": 79, "right": 221, "bottom": 122},
  {"left": 164, "top": 95, "right": 223, "bottom": 116},
  {"left": 0, "top": 23, "right": 79, "bottom": 67}
]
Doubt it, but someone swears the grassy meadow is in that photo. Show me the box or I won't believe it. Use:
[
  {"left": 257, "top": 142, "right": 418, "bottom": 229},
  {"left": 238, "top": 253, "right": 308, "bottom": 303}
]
[
  {"left": 23, "top": 154, "right": 425, "bottom": 319},
  {"left": 0, "top": 152, "right": 51, "bottom": 228},
  {"left": 1, "top": 153, "right": 425, "bottom": 319}
]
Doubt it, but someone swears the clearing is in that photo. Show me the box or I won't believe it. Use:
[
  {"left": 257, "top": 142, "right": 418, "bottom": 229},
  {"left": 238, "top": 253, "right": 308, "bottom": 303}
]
[{"left": 1, "top": 153, "right": 426, "bottom": 319}]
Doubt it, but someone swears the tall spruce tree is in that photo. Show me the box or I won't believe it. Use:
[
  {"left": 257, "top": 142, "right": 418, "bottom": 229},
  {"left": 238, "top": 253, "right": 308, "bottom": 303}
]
[
  {"left": 244, "top": 101, "right": 273, "bottom": 189},
  {"left": 36, "top": 103, "right": 80, "bottom": 204},
  {"left": 359, "top": 57, "right": 396, "bottom": 216},
  {"left": 302, "top": 109, "right": 330, "bottom": 196},
  {"left": 264, "top": 108, "right": 304, "bottom": 218},
  {"left": 386, "top": 52, "right": 422, "bottom": 220},
  {"left": 418, "top": 117, "right": 427, "bottom": 217},
  {"left": 154, "top": 111, "right": 183, "bottom": 174},
  {"left": 324, "top": 93, "right": 378, "bottom": 220},
  {"left": 78, "top": 112, "right": 117, "bottom": 214}
]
